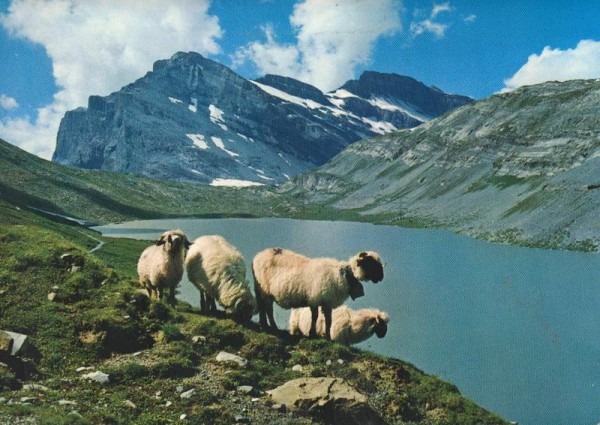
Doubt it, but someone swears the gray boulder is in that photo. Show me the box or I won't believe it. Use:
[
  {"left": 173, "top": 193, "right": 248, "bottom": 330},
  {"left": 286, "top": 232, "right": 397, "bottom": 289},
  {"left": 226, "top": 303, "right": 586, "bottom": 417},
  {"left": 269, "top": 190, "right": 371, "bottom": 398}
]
[{"left": 267, "top": 377, "right": 386, "bottom": 425}]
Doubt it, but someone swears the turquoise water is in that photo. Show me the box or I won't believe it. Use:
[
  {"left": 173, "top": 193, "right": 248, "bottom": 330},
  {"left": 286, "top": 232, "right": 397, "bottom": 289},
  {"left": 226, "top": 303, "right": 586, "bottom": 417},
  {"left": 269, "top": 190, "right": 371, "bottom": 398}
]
[{"left": 95, "top": 218, "right": 600, "bottom": 425}]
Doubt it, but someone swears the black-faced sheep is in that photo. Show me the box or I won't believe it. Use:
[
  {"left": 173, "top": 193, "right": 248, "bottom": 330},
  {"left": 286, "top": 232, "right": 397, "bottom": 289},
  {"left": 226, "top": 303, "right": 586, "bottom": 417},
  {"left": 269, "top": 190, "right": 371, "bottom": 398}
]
[
  {"left": 137, "top": 229, "right": 191, "bottom": 302},
  {"left": 252, "top": 248, "right": 384, "bottom": 339},
  {"left": 185, "top": 235, "right": 256, "bottom": 322},
  {"left": 289, "top": 305, "right": 389, "bottom": 345}
]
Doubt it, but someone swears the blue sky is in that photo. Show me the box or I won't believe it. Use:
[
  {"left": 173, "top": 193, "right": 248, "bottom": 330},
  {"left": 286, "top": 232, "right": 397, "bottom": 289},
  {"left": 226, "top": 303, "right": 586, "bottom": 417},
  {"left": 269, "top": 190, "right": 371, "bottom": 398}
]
[{"left": 2, "top": 0, "right": 600, "bottom": 159}]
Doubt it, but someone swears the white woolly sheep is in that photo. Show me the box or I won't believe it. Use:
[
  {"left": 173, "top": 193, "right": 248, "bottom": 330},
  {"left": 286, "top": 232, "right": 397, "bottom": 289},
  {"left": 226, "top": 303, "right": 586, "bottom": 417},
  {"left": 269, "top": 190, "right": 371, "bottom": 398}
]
[
  {"left": 289, "top": 305, "right": 389, "bottom": 345},
  {"left": 252, "top": 248, "right": 384, "bottom": 340},
  {"left": 137, "top": 229, "right": 192, "bottom": 302},
  {"left": 185, "top": 235, "right": 256, "bottom": 322}
]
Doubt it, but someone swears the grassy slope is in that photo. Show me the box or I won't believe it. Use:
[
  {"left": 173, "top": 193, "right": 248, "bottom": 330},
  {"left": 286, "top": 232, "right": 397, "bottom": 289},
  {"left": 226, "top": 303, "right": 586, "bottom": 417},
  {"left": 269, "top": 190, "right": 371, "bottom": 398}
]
[
  {"left": 0, "top": 138, "right": 294, "bottom": 225},
  {"left": 0, "top": 198, "right": 507, "bottom": 424}
]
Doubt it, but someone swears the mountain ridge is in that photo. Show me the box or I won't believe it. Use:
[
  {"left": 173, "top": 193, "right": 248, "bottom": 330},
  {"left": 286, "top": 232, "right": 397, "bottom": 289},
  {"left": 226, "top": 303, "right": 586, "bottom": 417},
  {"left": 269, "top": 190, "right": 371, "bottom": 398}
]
[{"left": 52, "top": 51, "right": 472, "bottom": 185}]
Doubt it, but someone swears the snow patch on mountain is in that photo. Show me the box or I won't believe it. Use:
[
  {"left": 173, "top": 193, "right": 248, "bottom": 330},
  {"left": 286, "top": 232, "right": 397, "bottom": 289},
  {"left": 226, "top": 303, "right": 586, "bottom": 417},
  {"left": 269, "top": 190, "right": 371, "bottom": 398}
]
[
  {"left": 250, "top": 81, "right": 324, "bottom": 109},
  {"left": 210, "top": 178, "right": 264, "bottom": 187},
  {"left": 187, "top": 134, "right": 209, "bottom": 150},
  {"left": 211, "top": 136, "right": 238, "bottom": 157}
]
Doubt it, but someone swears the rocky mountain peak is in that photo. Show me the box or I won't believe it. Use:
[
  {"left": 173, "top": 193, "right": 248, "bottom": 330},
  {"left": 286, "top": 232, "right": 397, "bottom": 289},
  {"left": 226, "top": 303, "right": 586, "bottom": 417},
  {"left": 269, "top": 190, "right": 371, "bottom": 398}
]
[
  {"left": 53, "top": 52, "right": 470, "bottom": 186},
  {"left": 340, "top": 71, "right": 473, "bottom": 117}
]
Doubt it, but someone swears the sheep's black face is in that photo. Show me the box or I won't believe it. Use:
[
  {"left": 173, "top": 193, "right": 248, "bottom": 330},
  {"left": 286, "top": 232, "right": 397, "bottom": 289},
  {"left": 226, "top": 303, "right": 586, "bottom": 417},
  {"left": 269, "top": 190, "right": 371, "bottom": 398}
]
[
  {"left": 358, "top": 253, "right": 384, "bottom": 283},
  {"left": 169, "top": 235, "right": 182, "bottom": 252},
  {"left": 374, "top": 319, "right": 388, "bottom": 338}
]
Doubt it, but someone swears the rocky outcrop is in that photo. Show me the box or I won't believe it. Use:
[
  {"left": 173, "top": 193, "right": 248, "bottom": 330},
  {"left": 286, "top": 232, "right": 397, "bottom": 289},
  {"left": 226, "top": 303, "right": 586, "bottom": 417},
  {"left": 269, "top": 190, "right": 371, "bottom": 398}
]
[
  {"left": 267, "top": 377, "right": 386, "bottom": 425},
  {"left": 282, "top": 79, "right": 600, "bottom": 249},
  {"left": 53, "top": 52, "right": 471, "bottom": 185}
]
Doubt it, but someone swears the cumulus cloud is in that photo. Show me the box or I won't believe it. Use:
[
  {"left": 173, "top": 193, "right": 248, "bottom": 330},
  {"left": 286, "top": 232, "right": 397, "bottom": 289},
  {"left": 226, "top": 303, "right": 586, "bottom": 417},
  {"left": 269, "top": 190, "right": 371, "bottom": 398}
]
[
  {"left": 503, "top": 40, "right": 600, "bottom": 92},
  {"left": 410, "top": 2, "right": 452, "bottom": 39},
  {"left": 232, "top": 0, "right": 401, "bottom": 92},
  {"left": 0, "top": 0, "right": 222, "bottom": 159},
  {"left": 0, "top": 94, "right": 19, "bottom": 110}
]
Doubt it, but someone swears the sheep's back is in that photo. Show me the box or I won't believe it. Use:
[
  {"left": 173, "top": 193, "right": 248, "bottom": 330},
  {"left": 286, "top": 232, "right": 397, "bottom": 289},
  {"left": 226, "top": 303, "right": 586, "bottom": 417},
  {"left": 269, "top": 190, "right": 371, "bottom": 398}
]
[
  {"left": 254, "top": 249, "right": 349, "bottom": 308},
  {"left": 187, "top": 236, "right": 247, "bottom": 295}
]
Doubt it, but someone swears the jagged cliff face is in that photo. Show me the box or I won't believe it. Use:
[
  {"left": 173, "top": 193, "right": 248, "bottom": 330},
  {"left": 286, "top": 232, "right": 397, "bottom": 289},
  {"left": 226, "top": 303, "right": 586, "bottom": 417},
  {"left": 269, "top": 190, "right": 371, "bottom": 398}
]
[
  {"left": 282, "top": 80, "right": 600, "bottom": 248},
  {"left": 52, "top": 52, "right": 471, "bottom": 185}
]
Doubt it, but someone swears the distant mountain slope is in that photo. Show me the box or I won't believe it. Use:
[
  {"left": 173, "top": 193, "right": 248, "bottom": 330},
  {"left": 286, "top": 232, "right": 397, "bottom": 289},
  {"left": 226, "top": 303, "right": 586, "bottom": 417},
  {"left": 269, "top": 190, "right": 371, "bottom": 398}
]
[
  {"left": 281, "top": 80, "right": 600, "bottom": 250},
  {"left": 53, "top": 52, "right": 471, "bottom": 185}
]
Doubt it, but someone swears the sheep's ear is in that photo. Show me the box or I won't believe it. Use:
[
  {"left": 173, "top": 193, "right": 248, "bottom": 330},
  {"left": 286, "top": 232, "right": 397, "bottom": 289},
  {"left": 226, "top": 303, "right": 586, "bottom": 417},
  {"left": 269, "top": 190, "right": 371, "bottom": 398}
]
[
  {"left": 184, "top": 237, "right": 192, "bottom": 249},
  {"left": 358, "top": 252, "right": 368, "bottom": 258},
  {"left": 167, "top": 234, "right": 173, "bottom": 243},
  {"left": 155, "top": 238, "right": 166, "bottom": 246}
]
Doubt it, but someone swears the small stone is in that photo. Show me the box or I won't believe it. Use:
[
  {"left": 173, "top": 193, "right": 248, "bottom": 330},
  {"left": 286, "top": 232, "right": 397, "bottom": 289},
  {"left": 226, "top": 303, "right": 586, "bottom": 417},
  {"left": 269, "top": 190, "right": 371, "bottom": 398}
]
[
  {"left": 237, "top": 385, "right": 254, "bottom": 394},
  {"left": 0, "top": 290, "right": 5, "bottom": 295},
  {"left": 0, "top": 397, "right": 6, "bottom": 403},
  {"left": 235, "top": 414, "right": 249, "bottom": 423},
  {"left": 165, "top": 400, "right": 172, "bottom": 407},
  {"left": 23, "top": 384, "right": 49, "bottom": 392},
  {"left": 132, "top": 351, "right": 143, "bottom": 357},
  {"left": 155, "top": 391, "right": 162, "bottom": 398},
  {"left": 291, "top": 364, "right": 303, "bottom": 372},
  {"left": 58, "top": 400, "right": 77, "bottom": 406},
  {"left": 81, "top": 371, "right": 109, "bottom": 384},
  {"left": 60, "top": 254, "right": 74, "bottom": 262},
  {"left": 76, "top": 366, "right": 93, "bottom": 372},
  {"left": 272, "top": 403, "right": 287, "bottom": 412},
  {"left": 47, "top": 292, "right": 57, "bottom": 301},
  {"left": 1, "top": 331, "right": 29, "bottom": 356},
  {"left": 326, "top": 360, "right": 332, "bottom": 366},
  {"left": 251, "top": 397, "right": 260, "bottom": 403},
  {"left": 52, "top": 286, "right": 59, "bottom": 291},
  {"left": 124, "top": 400, "right": 136, "bottom": 409},
  {"left": 20, "top": 397, "right": 37, "bottom": 404},
  {"left": 192, "top": 335, "right": 207, "bottom": 344},
  {"left": 176, "top": 385, "right": 184, "bottom": 392},
  {"left": 216, "top": 351, "right": 248, "bottom": 367},
  {"left": 0, "top": 332, "right": 13, "bottom": 354},
  {"left": 337, "top": 359, "right": 344, "bottom": 365},
  {"left": 180, "top": 389, "right": 196, "bottom": 399},
  {"left": 180, "top": 414, "right": 187, "bottom": 420}
]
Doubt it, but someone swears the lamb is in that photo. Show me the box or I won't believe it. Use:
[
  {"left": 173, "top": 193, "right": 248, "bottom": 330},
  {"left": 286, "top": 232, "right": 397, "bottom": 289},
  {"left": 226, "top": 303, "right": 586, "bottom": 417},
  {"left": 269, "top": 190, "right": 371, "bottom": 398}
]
[
  {"left": 185, "top": 235, "right": 256, "bottom": 322},
  {"left": 252, "top": 248, "right": 384, "bottom": 340},
  {"left": 137, "top": 229, "right": 192, "bottom": 302},
  {"left": 289, "top": 305, "right": 389, "bottom": 345}
]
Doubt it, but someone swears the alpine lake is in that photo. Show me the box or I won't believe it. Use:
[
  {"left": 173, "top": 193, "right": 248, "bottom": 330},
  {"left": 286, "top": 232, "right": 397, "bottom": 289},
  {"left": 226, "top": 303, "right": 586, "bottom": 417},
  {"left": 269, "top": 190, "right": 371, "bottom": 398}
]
[{"left": 94, "top": 217, "right": 600, "bottom": 425}]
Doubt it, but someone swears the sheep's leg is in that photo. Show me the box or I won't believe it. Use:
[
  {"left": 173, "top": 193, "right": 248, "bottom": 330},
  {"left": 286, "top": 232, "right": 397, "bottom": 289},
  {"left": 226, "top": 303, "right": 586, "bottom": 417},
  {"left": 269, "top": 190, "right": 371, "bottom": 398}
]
[
  {"left": 144, "top": 283, "right": 153, "bottom": 299},
  {"left": 207, "top": 295, "right": 217, "bottom": 313},
  {"left": 168, "top": 286, "right": 176, "bottom": 304},
  {"left": 266, "top": 299, "right": 278, "bottom": 330},
  {"left": 255, "top": 284, "right": 268, "bottom": 328},
  {"left": 200, "top": 290, "right": 207, "bottom": 313},
  {"left": 309, "top": 306, "right": 319, "bottom": 338},
  {"left": 322, "top": 306, "right": 333, "bottom": 340},
  {"left": 157, "top": 286, "right": 164, "bottom": 301}
]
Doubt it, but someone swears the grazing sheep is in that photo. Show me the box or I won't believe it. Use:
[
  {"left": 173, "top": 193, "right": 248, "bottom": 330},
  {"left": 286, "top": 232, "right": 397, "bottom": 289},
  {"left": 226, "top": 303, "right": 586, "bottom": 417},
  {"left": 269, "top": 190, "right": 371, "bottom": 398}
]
[
  {"left": 289, "top": 305, "right": 389, "bottom": 345},
  {"left": 185, "top": 235, "right": 256, "bottom": 322},
  {"left": 252, "top": 248, "right": 384, "bottom": 339},
  {"left": 137, "top": 229, "right": 191, "bottom": 301}
]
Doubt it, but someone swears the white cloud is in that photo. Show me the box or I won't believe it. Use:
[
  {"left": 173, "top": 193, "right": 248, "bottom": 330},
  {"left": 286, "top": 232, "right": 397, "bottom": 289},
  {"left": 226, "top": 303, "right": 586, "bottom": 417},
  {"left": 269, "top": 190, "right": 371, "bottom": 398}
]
[
  {"left": 464, "top": 14, "right": 476, "bottom": 23},
  {"left": 431, "top": 2, "right": 452, "bottom": 18},
  {"left": 0, "top": 94, "right": 19, "bottom": 110},
  {"left": 410, "top": 20, "right": 448, "bottom": 39},
  {"left": 503, "top": 40, "right": 600, "bottom": 92},
  {"left": 410, "top": 2, "right": 452, "bottom": 39},
  {"left": 232, "top": 0, "right": 401, "bottom": 92},
  {"left": 0, "top": 0, "right": 222, "bottom": 159}
]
